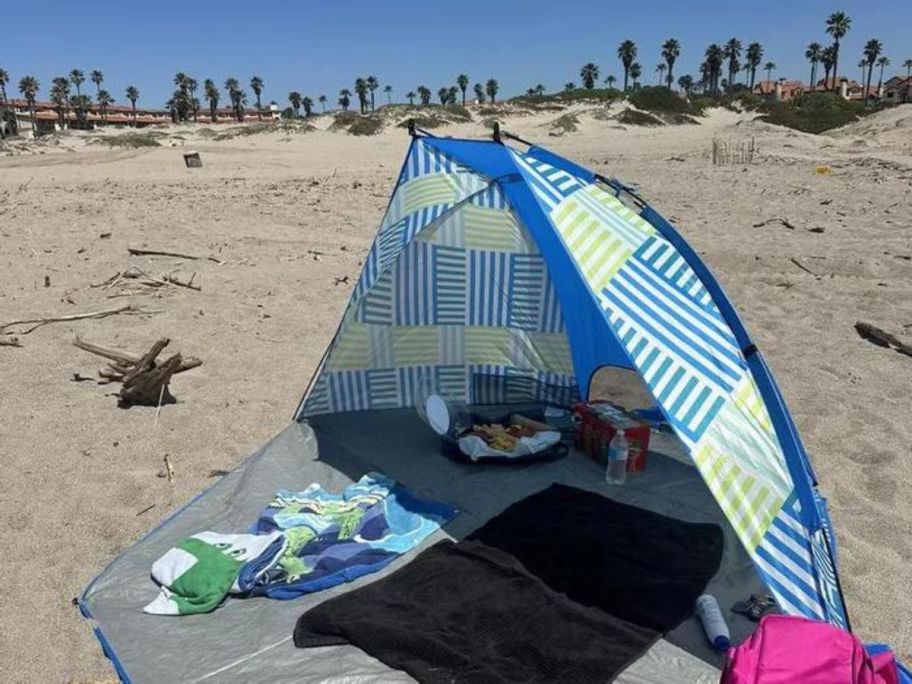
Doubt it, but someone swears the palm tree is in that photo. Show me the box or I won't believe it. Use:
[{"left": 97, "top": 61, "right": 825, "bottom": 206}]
[
  {"left": 96, "top": 89, "right": 113, "bottom": 123},
  {"left": 678, "top": 74, "right": 694, "bottom": 95},
  {"left": 0, "top": 68, "right": 9, "bottom": 105},
  {"left": 204, "top": 79, "right": 219, "bottom": 122},
  {"left": 806, "top": 42, "right": 823, "bottom": 90},
  {"left": 618, "top": 39, "right": 637, "bottom": 91},
  {"left": 857, "top": 59, "right": 867, "bottom": 90},
  {"left": 825, "top": 11, "right": 852, "bottom": 91},
  {"left": 185, "top": 78, "right": 199, "bottom": 121},
  {"left": 90, "top": 70, "right": 104, "bottom": 97},
  {"left": 629, "top": 63, "right": 642, "bottom": 89},
  {"left": 473, "top": 83, "right": 484, "bottom": 103},
  {"left": 764, "top": 61, "right": 776, "bottom": 86},
  {"left": 383, "top": 84, "right": 393, "bottom": 105},
  {"left": 224, "top": 78, "right": 241, "bottom": 121},
  {"left": 289, "top": 91, "right": 302, "bottom": 118},
  {"left": 438, "top": 87, "right": 450, "bottom": 105},
  {"left": 822, "top": 45, "right": 837, "bottom": 89},
  {"left": 605, "top": 75, "right": 617, "bottom": 89},
  {"left": 250, "top": 76, "right": 264, "bottom": 119},
  {"left": 406, "top": 90, "right": 416, "bottom": 105},
  {"left": 50, "top": 77, "right": 70, "bottom": 129},
  {"left": 704, "top": 44, "right": 724, "bottom": 95},
  {"left": 661, "top": 39, "right": 681, "bottom": 88},
  {"left": 125, "top": 85, "right": 139, "bottom": 126},
  {"left": 565, "top": 82, "right": 576, "bottom": 91},
  {"left": 456, "top": 73, "right": 469, "bottom": 105},
  {"left": 863, "top": 39, "right": 883, "bottom": 105},
  {"left": 69, "top": 94, "right": 91, "bottom": 128},
  {"left": 354, "top": 78, "right": 368, "bottom": 113},
  {"left": 723, "top": 38, "right": 742, "bottom": 93},
  {"left": 418, "top": 85, "right": 431, "bottom": 105},
  {"left": 745, "top": 42, "right": 764, "bottom": 90},
  {"left": 318, "top": 94, "right": 327, "bottom": 112},
  {"left": 655, "top": 63, "right": 666, "bottom": 85},
  {"left": 534, "top": 84, "right": 545, "bottom": 97},
  {"left": 876, "top": 56, "right": 890, "bottom": 95},
  {"left": 302, "top": 96, "right": 313, "bottom": 117},
  {"left": 485, "top": 79, "right": 499, "bottom": 103},
  {"left": 904, "top": 58, "right": 912, "bottom": 80},
  {"left": 448, "top": 86, "right": 458, "bottom": 104},
  {"left": 338, "top": 89, "right": 352, "bottom": 111},
  {"left": 69, "top": 69, "right": 85, "bottom": 97},
  {"left": 366, "top": 76, "right": 379, "bottom": 111},
  {"left": 580, "top": 63, "right": 599, "bottom": 89},
  {"left": 18, "top": 75, "right": 39, "bottom": 135}
]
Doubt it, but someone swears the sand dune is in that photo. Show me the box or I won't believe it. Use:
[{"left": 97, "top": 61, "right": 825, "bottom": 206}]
[{"left": 1, "top": 104, "right": 911, "bottom": 681}]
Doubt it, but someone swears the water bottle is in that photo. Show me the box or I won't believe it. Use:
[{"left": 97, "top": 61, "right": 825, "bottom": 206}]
[
  {"left": 696, "top": 594, "right": 731, "bottom": 652},
  {"left": 605, "top": 429, "right": 629, "bottom": 485}
]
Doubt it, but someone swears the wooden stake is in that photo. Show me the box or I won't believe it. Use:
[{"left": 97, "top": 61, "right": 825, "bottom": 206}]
[{"left": 128, "top": 247, "right": 224, "bottom": 265}]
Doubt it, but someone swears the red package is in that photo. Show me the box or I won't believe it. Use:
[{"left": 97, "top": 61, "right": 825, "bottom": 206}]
[{"left": 573, "top": 402, "right": 650, "bottom": 472}]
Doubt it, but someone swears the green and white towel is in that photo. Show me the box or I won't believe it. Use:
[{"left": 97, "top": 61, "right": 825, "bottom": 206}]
[{"left": 144, "top": 531, "right": 286, "bottom": 616}]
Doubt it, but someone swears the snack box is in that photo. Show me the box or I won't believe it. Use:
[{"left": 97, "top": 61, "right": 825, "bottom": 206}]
[{"left": 573, "top": 401, "right": 650, "bottom": 471}]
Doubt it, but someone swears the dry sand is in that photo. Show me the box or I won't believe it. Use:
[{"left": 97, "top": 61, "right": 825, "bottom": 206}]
[{"left": 1, "top": 103, "right": 911, "bottom": 681}]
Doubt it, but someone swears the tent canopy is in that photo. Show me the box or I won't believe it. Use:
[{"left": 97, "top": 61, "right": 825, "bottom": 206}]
[{"left": 296, "top": 131, "right": 848, "bottom": 629}]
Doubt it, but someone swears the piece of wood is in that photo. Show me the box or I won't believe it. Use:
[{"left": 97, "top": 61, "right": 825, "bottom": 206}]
[
  {"left": 162, "top": 454, "right": 175, "bottom": 483},
  {"left": 0, "top": 303, "right": 143, "bottom": 335},
  {"left": 136, "top": 504, "right": 157, "bottom": 516},
  {"left": 789, "top": 257, "right": 819, "bottom": 277},
  {"left": 74, "top": 336, "right": 202, "bottom": 374},
  {"left": 0, "top": 337, "right": 22, "bottom": 347},
  {"left": 161, "top": 271, "right": 200, "bottom": 291},
  {"left": 753, "top": 217, "right": 797, "bottom": 230},
  {"left": 128, "top": 247, "right": 224, "bottom": 265},
  {"left": 855, "top": 322, "right": 912, "bottom": 358}
]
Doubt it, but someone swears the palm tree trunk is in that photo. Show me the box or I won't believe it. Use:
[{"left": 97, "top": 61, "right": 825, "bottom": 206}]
[
  {"left": 623, "top": 68, "right": 629, "bottom": 92},
  {"left": 29, "top": 103, "right": 37, "bottom": 136},
  {"left": 832, "top": 43, "right": 840, "bottom": 92}
]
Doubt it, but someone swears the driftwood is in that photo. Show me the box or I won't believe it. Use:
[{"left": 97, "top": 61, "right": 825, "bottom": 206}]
[
  {"left": 0, "top": 303, "right": 149, "bottom": 335},
  {"left": 0, "top": 337, "right": 22, "bottom": 347},
  {"left": 855, "top": 322, "right": 912, "bottom": 358},
  {"left": 94, "top": 267, "right": 200, "bottom": 294},
  {"left": 128, "top": 247, "right": 224, "bottom": 265},
  {"left": 753, "top": 217, "right": 798, "bottom": 231},
  {"left": 74, "top": 336, "right": 202, "bottom": 406},
  {"left": 789, "top": 257, "right": 819, "bottom": 278}
]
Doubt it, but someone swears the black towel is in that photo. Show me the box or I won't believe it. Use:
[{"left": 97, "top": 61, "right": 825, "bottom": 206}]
[
  {"left": 468, "top": 483, "right": 724, "bottom": 633},
  {"left": 294, "top": 540, "right": 658, "bottom": 684}
]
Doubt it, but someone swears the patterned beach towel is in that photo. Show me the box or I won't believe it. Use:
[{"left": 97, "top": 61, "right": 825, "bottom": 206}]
[{"left": 253, "top": 473, "right": 457, "bottom": 598}]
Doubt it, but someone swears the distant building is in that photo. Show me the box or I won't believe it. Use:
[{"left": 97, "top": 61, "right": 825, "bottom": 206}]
[
  {"left": 753, "top": 80, "right": 804, "bottom": 102},
  {"left": 883, "top": 76, "right": 912, "bottom": 104},
  {"left": 813, "top": 77, "right": 878, "bottom": 101},
  {"left": 6, "top": 98, "right": 171, "bottom": 137}
]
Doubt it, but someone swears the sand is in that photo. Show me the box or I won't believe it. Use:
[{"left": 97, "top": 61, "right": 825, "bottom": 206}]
[{"left": 1, "top": 103, "right": 911, "bottom": 681}]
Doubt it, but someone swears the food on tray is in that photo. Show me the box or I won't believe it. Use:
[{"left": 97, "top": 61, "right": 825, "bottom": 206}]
[{"left": 472, "top": 423, "right": 538, "bottom": 451}]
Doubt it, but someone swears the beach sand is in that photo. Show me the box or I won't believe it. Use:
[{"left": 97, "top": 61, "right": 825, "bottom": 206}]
[{"left": 1, "top": 103, "right": 911, "bottom": 681}]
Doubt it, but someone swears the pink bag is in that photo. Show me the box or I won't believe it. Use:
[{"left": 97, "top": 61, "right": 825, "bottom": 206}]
[{"left": 722, "top": 615, "right": 899, "bottom": 684}]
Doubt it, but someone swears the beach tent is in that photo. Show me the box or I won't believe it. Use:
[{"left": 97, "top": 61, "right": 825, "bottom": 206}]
[{"left": 81, "top": 128, "right": 900, "bottom": 683}]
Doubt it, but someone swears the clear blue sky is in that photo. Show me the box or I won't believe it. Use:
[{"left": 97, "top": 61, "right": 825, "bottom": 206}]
[{"left": 4, "top": 0, "right": 911, "bottom": 108}]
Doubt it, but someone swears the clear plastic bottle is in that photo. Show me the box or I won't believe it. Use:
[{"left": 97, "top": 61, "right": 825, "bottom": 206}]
[
  {"left": 605, "top": 429, "right": 629, "bottom": 485},
  {"left": 696, "top": 594, "right": 731, "bottom": 652}
]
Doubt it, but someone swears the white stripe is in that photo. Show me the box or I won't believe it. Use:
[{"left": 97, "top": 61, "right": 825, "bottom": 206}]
[{"left": 753, "top": 553, "right": 825, "bottom": 619}]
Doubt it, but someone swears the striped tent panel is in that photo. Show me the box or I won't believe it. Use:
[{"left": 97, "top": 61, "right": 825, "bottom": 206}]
[
  {"left": 358, "top": 272, "right": 394, "bottom": 325},
  {"left": 324, "top": 320, "right": 371, "bottom": 371},
  {"left": 367, "top": 325, "right": 394, "bottom": 368},
  {"left": 438, "top": 326, "right": 465, "bottom": 365},
  {"left": 535, "top": 370, "right": 581, "bottom": 406},
  {"left": 467, "top": 250, "right": 511, "bottom": 327},
  {"left": 434, "top": 365, "right": 468, "bottom": 400},
  {"left": 638, "top": 236, "right": 715, "bottom": 310},
  {"left": 394, "top": 241, "right": 435, "bottom": 326},
  {"left": 327, "top": 371, "right": 372, "bottom": 413},
  {"left": 399, "top": 140, "right": 456, "bottom": 184},
  {"left": 809, "top": 527, "right": 848, "bottom": 627},
  {"left": 465, "top": 327, "right": 514, "bottom": 367},
  {"left": 365, "top": 368, "right": 400, "bottom": 409},
  {"left": 526, "top": 332, "right": 575, "bottom": 375},
  {"left": 301, "top": 375, "right": 331, "bottom": 415},
  {"left": 755, "top": 497, "right": 827, "bottom": 622},
  {"left": 469, "top": 183, "right": 510, "bottom": 210},
  {"left": 552, "top": 198, "right": 632, "bottom": 292},
  {"left": 390, "top": 326, "right": 439, "bottom": 366},
  {"left": 462, "top": 204, "right": 529, "bottom": 252},
  {"left": 433, "top": 246, "right": 467, "bottom": 325},
  {"left": 510, "top": 152, "right": 585, "bottom": 210},
  {"left": 469, "top": 364, "right": 510, "bottom": 404},
  {"left": 540, "top": 270, "right": 564, "bottom": 333},
  {"left": 508, "top": 254, "right": 546, "bottom": 330},
  {"left": 574, "top": 186, "right": 654, "bottom": 252}
]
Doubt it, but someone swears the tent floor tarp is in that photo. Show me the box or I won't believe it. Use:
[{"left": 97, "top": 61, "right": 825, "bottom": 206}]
[{"left": 80, "top": 408, "right": 768, "bottom": 682}]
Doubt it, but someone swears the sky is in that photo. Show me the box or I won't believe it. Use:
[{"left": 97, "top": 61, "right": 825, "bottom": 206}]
[{"left": 3, "top": 0, "right": 911, "bottom": 109}]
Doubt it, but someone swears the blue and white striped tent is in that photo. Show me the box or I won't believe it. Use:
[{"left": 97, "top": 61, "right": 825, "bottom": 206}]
[{"left": 297, "top": 131, "right": 852, "bottom": 630}]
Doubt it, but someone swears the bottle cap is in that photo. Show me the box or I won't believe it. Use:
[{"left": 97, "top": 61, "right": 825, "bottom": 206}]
[{"left": 713, "top": 635, "right": 731, "bottom": 652}]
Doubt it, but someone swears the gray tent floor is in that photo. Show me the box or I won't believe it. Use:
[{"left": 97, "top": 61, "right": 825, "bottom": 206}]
[{"left": 81, "top": 408, "right": 765, "bottom": 683}]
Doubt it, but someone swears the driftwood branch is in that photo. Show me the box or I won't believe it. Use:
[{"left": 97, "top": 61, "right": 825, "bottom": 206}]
[
  {"left": 789, "top": 257, "right": 819, "bottom": 277},
  {"left": 128, "top": 247, "right": 224, "bottom": 265},
  {"left": 0, "top": 304, "right": 150, "bottom": 335},
  {"left": 73, "top": 336, "right": 203, "bottom": 406},
  {"left": 855, "top": 322, "right": 912, "bottom": 358},
  {"left": 753, "top": 217, "right": 797, "bottom": 230},
  {"left": 0, "top": 337, "right": 22, "bottom": 348}
]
